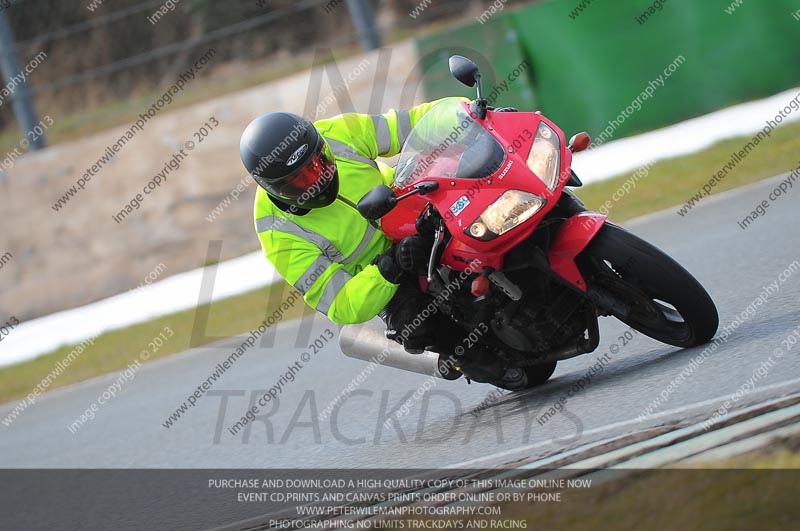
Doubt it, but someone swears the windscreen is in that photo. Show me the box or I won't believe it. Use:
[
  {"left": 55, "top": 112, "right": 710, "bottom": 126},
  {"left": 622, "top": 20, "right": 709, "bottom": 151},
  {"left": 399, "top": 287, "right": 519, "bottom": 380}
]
[{"left": 393, "top": 100, "right": 506, "bottom": 188}]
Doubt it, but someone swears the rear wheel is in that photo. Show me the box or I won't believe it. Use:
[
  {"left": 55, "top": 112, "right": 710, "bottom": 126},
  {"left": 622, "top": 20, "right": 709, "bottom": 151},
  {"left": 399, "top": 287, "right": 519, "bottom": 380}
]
[
  {"left": 579, "top": 223, "right": 718, "bottom": 347},
  {"left": 523, "top": 361, "right": 558, "bottom": 386},
  {"left": 493, "top": 361, "right": 557, "bottom": 391}
]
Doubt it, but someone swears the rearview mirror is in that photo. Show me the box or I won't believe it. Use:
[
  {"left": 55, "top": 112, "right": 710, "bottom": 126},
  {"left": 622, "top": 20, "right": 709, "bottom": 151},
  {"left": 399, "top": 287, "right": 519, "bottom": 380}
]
[
  {"left": 449, "top": 55, "right": 480, "bottom": 88},
  {"left": 357, "top": 185, "right": 397, "bottom": 221}
]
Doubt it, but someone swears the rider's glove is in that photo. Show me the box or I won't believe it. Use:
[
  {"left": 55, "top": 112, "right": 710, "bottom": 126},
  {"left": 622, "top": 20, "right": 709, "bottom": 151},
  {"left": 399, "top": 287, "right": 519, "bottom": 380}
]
[
  {"left": 397, "top": 235, "right": 431, "bottom": 275},
  {"left": 372, "top": 245, "right": 404, "bottom": 284}
]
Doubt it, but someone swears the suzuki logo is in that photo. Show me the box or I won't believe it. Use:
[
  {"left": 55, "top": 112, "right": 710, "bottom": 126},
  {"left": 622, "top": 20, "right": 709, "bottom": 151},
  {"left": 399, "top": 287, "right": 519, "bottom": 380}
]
[{"left": 498, "top": 160, "right": 513, "bottom": 180}]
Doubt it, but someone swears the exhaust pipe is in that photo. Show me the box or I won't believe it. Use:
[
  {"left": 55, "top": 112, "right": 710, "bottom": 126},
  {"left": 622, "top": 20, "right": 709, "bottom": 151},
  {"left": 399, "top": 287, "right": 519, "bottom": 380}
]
[{"left": 339, "top": 319, "right": 458, "bottom": 380}]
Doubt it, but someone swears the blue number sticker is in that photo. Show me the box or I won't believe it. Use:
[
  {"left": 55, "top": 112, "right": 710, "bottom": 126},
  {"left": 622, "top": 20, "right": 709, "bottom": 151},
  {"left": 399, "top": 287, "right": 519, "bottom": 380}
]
[{"left": 449, "top": 195, "right": 470, "bottom": 217}]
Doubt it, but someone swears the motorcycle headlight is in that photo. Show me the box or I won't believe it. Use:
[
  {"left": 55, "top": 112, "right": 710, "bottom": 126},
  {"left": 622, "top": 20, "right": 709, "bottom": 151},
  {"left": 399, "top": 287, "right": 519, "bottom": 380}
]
[
  {"left": 527, "top": 123, "right": 561, "bottom": 190},
  {"left": 467, "top": 190, "right": 546, "bottom": 240}
]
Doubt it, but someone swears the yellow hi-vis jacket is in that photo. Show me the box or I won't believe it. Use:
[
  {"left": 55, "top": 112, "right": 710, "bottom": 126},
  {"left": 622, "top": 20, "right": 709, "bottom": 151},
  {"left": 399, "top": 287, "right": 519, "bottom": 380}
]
[{"left": 254, "top": 98, "right": 464, "bottom": 324}]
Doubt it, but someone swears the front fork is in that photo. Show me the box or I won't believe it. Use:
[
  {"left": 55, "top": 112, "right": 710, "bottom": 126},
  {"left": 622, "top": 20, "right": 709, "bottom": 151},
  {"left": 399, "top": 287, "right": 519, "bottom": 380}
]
[{"left": 545, "top": 209, "right": 631, "bottom": 319}]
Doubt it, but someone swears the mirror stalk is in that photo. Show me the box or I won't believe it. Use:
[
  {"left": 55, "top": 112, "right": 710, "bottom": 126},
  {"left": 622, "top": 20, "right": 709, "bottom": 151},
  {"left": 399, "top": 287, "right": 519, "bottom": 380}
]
[{"left": 357, "top": 182, "right": 439, "bottom": 221}]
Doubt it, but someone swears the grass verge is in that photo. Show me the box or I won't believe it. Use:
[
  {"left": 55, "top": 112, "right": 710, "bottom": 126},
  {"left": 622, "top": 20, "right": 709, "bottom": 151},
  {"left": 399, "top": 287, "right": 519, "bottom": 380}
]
[
  {"left": 573, "top": 118, "right": 800, "bottom": 220},
  {"left": 0, "top": 281, "right": 305, "bottom": 405},
  {"left": 2, "top": 121, "right": 799, "bottom": 405},
  {"left": 474, "top": 432, "right": 800, "bottom": 530}
]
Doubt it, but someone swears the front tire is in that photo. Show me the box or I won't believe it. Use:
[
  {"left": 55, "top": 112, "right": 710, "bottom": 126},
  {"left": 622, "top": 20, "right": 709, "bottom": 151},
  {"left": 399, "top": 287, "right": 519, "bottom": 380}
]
[{"left": 579, "top": 223, "right": 718, "bottom": 348}]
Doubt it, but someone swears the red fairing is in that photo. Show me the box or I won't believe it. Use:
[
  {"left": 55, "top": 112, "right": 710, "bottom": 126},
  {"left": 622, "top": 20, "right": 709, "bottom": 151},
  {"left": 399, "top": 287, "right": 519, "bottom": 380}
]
[
  {"left": 547, "top": 212, "right": 607, "bottom": 291},
  {"left": 380, "top": 193, "right": 427, "bottom": 242},
  {"left": 380, "top": 100, "right": 602, "bottom": 281}
]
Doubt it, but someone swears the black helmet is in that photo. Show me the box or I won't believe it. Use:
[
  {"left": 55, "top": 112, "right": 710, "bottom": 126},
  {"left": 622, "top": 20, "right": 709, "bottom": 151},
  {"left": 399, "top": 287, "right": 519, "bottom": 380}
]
[{"left": 240, "top": 112, "right": 339, "bottom": 209}]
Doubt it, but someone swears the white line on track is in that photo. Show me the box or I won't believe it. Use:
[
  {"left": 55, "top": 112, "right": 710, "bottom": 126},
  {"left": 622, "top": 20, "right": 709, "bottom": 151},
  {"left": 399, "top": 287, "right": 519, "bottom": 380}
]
[{"left": 447, "top": 375, "right": 800, "bottom": 469}]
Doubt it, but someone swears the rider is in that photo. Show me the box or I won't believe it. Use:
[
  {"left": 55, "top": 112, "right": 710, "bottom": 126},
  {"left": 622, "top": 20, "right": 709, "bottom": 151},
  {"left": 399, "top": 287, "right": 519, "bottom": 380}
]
[{"left": 240, "top": 98, "right": 465, "bottom": 354}]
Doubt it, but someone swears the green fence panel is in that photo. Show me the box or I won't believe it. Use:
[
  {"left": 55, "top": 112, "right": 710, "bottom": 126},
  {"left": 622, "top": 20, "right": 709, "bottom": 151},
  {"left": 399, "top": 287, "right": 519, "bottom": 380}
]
[
  {"left": 414, "top": 13, "right": 537, "bottom": 112},
  {"left": 417, "top": 0, "right": 800, "bottom": 141}
]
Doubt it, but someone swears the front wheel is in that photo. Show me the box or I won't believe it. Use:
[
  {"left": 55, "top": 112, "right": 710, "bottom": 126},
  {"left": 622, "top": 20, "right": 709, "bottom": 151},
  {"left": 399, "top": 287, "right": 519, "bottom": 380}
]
[{"left": 578, "top": 223, "right": 718, "bottom": 348}]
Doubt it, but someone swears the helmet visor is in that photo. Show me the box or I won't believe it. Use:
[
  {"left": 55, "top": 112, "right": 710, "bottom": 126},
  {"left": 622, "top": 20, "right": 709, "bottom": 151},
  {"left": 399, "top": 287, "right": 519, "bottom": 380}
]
[{"left": 271, "top": 141, "right": 337, "bottom": 203}]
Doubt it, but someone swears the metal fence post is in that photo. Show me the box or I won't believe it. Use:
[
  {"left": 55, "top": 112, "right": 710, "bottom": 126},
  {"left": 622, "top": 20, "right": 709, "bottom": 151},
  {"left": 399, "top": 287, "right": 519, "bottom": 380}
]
[
  {"left": 0, "top": 9, "right": 45, "bottom": 150},
  {"left": 345, "top": 0, "right": 382, "bottom": 52}
]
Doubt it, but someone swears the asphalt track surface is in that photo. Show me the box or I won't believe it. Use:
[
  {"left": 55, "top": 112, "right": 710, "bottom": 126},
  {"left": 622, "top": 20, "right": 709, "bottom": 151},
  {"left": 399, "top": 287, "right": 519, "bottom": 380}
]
[{"left": 1, "top": 174, "right": 799, "bottom": 470}]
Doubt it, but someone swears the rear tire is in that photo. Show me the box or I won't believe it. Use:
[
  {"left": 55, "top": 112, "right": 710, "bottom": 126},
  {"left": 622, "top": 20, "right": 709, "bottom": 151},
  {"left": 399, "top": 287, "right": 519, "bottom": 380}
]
[
  {"left": 524, "top": 361, "right": 558, "bottom": 386},
  {"left": 579, "top": 223, "right": 718, "bottom": 347},
  {"left": 493, "top": 361, "right": 557, "bottom": 391}
]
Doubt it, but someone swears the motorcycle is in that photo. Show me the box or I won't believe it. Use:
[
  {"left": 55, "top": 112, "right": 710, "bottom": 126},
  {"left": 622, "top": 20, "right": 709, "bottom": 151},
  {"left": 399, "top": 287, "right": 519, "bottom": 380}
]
[{"left": 339, "top": 55, "right": 719, "bottom": 390}]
